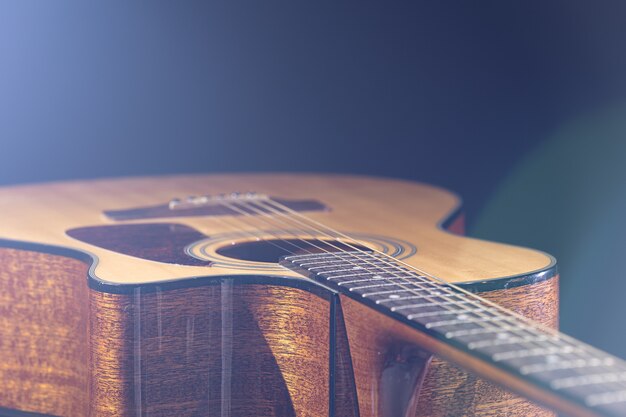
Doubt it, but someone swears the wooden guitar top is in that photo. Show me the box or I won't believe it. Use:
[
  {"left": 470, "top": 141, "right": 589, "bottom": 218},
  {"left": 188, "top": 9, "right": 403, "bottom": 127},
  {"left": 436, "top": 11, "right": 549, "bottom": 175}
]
[{"left": 0, "top": 173, "right": 553, "bottom": 286}]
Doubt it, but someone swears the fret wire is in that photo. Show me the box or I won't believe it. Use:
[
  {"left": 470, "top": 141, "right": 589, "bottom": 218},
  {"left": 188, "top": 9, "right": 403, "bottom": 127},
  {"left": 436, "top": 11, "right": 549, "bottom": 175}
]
[
  {"left": 352, "top": 259, "right": 595, "bottom": 365},
  {"left": 335, "top": 275, "right": 424, "bottom": 285},
  {"left": 376, "top": 292, "right": 466, "bottom": 304},
  {"left": 284, "top": 251, "right": 370, "bottom": 259},
  {"left": 260, "top": 197, "right": 594, "bottom": 355},
  {"left": 445, "top": 323, "right": 536, "bottom": 339},
  {"left": 291, "top": 250, "right": 603, "bottom": 376},
  {"left": 326, "top": 272, "right": 421, "bottom": 280},
  {"left": 289, "top": 247, "right": 510, "bottom": 328},
  {"left": 362, "top": 288, "right": 443, "bottom": 297},
  {"left": 219, "top": 200, "right": 478, "bottom": 339},
  {"left": 406, "top": 307, "right": 492, "bottom": 320},
  {"left": 320, "top": 265, "right": 412, "bottom": 274},
  {"left": 586, "top": 389, "right": 626, "bottom": 407},
  {"left": 240, "top": 200, "right": 447, "bottom": 307},
  {"left": 319, "top": 266, "right": 410, "bottom": 275},
  {"left": 301, "top": 258, "right": 386, "bottom": 268},
  {"left": 185, "top": 194, "right": 626, "bottom": 406},
  {"left": 316, "top": 268, "right": 367, "bottom": 275},
  {"left": 215, "top": 200, "right": 314, "bottom": 255},
  {"left": 520, "top": 357, "right": 616, "bottom": 375},
  {"left": 424, "top": 315, "right": 509, "bottom": 330},
  {"left": 390, "top": 300, "right": 476, "bottom": 311},
  {"left": 222, "top": 200, "right": 484, "bottom": 338},
  {"left": 228, "top": 198, "right": 626, "bottom": 395},
  {"left": 468, "top": 334, "right": 558, "bottom": 350},
  {"left": 491, "top": 345, "right": 582, "bottom": 362},
  {"left": 256, "top": 198, "right": 475, "bottom": 318},
  {"left": 216, "top": 196, "right": 626, "bottom": 402},
  {"left": 287, "top": 251, "right": 524, "bottom": 351},
  {"left": 324, "top": 271, "right": 389, "bottom": 280},
  {"left": 551, "top": 371, "right": 626, "bottom": 390},
  {"left": 291, "top": 249, "right": 541, "bottom": 344}
]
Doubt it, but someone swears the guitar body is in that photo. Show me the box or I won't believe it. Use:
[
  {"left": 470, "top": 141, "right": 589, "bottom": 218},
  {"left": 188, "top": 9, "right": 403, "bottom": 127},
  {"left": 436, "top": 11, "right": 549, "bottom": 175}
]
[{"left": 0, "top": 174, "right": 558, "bottom": 417}]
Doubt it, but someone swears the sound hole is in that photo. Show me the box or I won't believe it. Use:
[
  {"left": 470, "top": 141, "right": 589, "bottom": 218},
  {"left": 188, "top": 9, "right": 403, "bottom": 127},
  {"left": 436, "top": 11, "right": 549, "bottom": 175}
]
[{"left": 216, "top": 239, "right": 371, "bottom": 263}]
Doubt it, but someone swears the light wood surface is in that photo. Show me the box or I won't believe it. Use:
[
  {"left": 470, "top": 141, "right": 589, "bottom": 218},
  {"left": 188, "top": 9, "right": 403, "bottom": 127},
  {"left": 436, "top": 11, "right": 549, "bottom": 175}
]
[
  {"left": 0, "top": 173, "right": 552, "bottom": 285},
  {"left": 0, "top": 174, "right": 563, "bottom": 416}
]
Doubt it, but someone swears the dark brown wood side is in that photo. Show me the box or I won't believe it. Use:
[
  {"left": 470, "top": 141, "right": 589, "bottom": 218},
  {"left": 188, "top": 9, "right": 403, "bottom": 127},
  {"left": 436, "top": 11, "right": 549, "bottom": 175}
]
[
  {"left": 0, "top": 248, "right": 90, "bottom": 416},
  {"left": 0, "top": 247, "right": 559, "bottom": 417},
  {"left": 89, "top": 284, "right": 331, "bottom": 417}
]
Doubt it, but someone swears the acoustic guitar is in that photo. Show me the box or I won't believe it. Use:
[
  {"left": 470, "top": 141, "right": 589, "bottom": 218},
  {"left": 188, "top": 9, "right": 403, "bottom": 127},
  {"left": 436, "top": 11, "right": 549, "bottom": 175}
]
[{"left": 0, "top": 173, "right": 624, "bottom": 417}]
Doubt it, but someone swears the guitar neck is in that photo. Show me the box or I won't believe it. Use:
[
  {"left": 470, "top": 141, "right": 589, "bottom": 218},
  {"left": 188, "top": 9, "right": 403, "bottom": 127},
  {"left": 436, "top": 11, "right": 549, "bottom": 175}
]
[{"left": 282, "top": 250, "right": 626, "bottom": 417}]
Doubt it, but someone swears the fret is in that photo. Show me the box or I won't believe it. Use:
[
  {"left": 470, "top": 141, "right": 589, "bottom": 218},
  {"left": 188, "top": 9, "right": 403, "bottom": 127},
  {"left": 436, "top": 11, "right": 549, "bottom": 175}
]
[
  {"left": 308, "top": 262, "right": 389, "bottom": 271},
  {"left": 319, "top": 268, "right": 369, "bottom": 275},
  {"left": 343, "top": 280, "right": 444, "bottom": 293},
  {"left": 424, "top": 314, "right": 508, "bottom": 330},
  {"left": 551, "top": 371, "right": 626, "bottom": 390},
  {"left": 326, "top": 271, "right": 418, "bottom": 280},
  {"left": 491, "top": 345, "right": 581, "bottom": 362},
  {"left": 389, "top": 301, "right": 472, "bottom": 313},
  {"left": 405, "top": 307, "right": 492, "bottom": 320},
  {"left": 348, "top": 281, "right": 443, "bottom": 293},
  {"left": 284, "top": 252, "right": 378, "bottom": 262},
  {"left": 444, "top": 323, "right": 534, "bottom": 339},
  {"left": 376, "top": 291, "right": 465, "bottom": 305},
  {"left": 335, "top": 275, "right": 412, "bottom": 285},
  {"left": 300, "top": 257, "right": 381, "bottom": 267},
  {"left": 520, "top": 357, "right": 615, "bottom": 375},
  {"left": 586, "top": 390, "right": 626, "bottom": 407},
  {"left": 335, "top": 275, "right": 429, "bottom": 286},
  {"left": 453, "top": 328, "right": 548, "bottom": 350},
  {"left": 346, "top": 282, "right": 421, "bottom": 291},
  {"left": 281, "top": 250, "right": 626, "bottom": 416},
  {"left": 362, "top": 288, "right": 428, "bottom": 297},
  {"left": 330, "top": 274, "right": 386, "bottom": 282},
  {"left": 467, "top": 334, "right": 558, "bottom": 350}
]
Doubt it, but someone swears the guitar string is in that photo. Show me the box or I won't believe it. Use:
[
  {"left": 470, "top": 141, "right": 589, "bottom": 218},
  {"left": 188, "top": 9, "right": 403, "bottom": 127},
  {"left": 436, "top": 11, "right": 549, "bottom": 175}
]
[
  {"left": 255, "top": 199, "right": 626, "bottom": 394},
  {"left": 211, "top": 196, "right": 556, "bottom": 362},
  {"left": 184, "top": 190, "right": 620, "bottom": 387},
  {"left": 222, "top": 195, "right": 619, "bottom": 394},
  {"left": 208, "top": 197, "right": 562, "bottom": 381},
  {"left": 257, "top": 197, "right": 624, "bottom": 382},
  {"left": 244, "top": 194, "right": 616, "bottom": 381},
  {"left": 180, "top": 190, "right": 626, "bottom": 395},
  {"left": 251, "top": 198, "right": 626, "bottom": 391},
  {"left": 211, "top": 197, "right": 483, "bottom": 332},
  {"left": 236, "top": 194, "right": 596, "bottom": 367},
  {"left": 250, "top": 198, "right": 576, "bottom": 360},
  {"left": 192, "top": 196, "right": 311, "bottom": 256}
]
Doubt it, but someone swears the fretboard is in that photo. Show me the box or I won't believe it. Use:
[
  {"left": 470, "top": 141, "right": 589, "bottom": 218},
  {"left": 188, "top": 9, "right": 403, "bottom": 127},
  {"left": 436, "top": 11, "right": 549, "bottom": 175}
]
[{"left": 281, "top": 250, "right": 626, "bottom": 417}]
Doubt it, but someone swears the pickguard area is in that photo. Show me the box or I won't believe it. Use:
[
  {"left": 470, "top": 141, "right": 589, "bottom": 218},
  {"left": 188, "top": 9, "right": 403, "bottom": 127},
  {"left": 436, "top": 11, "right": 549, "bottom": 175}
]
[
  {"left": 67, "top": 223, "right": 213, "bottom": 266},
  {"left": 66, "top": 222, "right": 417, "bottom": 270}
]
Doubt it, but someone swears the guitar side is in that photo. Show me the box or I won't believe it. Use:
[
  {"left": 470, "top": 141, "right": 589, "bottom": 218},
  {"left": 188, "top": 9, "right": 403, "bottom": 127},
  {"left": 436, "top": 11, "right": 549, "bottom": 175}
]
[{"left": 0, "top": 174, "right": 558, "bottom": 417}]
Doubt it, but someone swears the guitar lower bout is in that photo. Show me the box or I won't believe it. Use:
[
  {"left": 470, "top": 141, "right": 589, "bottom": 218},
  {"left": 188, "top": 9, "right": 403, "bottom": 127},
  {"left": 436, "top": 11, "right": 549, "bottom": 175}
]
[{"left": 0, "top": 174, "right": 562, "bottom": 417}]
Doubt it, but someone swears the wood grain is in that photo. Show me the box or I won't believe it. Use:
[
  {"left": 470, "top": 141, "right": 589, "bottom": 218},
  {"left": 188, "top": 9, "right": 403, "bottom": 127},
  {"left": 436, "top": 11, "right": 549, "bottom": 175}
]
[
  {"left": 0, "top": 174, "right": 553, "bottom": 285},
  {"left": 339, "top": 276, "right": 566, "bottom": 417},
  {"left": 0, "top": 174, "right": 565, "bottom": 416},
  {"left": 0, "top": 245, "right": 563, "bottom": 417},
  {"left": 0, "top": 248, "right": 89, "bottom": 417},
  {"left": 89, "top": 282, "right": 330, "bottom": 417}
]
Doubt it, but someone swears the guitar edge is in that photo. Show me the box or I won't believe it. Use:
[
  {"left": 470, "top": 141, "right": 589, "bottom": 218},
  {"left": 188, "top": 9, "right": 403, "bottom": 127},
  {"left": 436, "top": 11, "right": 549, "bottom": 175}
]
[{"left": 0, "top": 213, "right": 558, "bottom": 417}]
